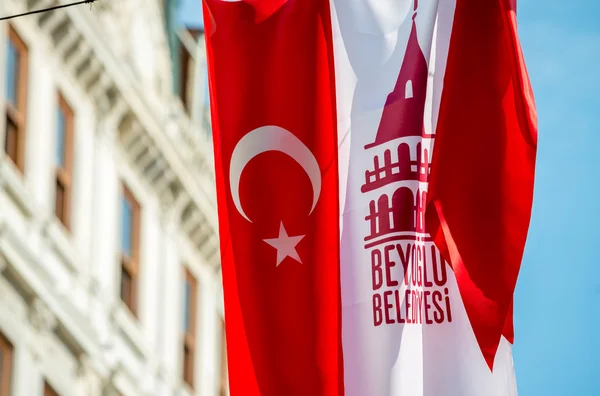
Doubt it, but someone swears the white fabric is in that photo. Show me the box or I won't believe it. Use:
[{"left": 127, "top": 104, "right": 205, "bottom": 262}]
[{"left": 331, "top": 1, "right": 519, "bottom": 394}]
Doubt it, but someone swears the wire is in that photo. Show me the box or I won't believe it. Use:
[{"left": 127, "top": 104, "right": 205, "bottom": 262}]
[{"left": 0, "top": 0, "right": 97, "bottom": 22}]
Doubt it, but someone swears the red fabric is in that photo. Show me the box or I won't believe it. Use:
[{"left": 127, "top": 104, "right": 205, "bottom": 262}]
[
  {"left": 202, "top": 0, "right": 343, "bottom": 395},
  {"left": 426, "top": 0, "right": 537, "bottom": 369}
]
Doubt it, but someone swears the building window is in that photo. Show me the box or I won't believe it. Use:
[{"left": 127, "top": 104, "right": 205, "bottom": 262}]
[
  {"left": 178, "top": 28, "right": 203, "bottom": 114},
  {"left": 4, "top": 25, "right": 28, "bottom": 172},
  {"left": 0, "top": 333, "right": 13, "bottom": 396},
  {"left": 55, "top": 94, "right": 74, "bottom": 230},
  {"left": 182, "top": 268, "right": 197, "bottom": 389},
  {"left": 178, "top": 38, "right": 192, "bottom": 113},
  {"left": 120, "top": 184, "right": 140, "bottom": 316},
  {"left": 44, "top": 382, "right": 59, "bottom": 396}
]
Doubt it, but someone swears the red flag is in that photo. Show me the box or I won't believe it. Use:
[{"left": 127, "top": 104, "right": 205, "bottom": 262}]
[
  {"left": 426, "top": 0, "right": 537, "bottom": 369},
  {"left": 202, "top": 0, "right": 343, "bottom": 395}
]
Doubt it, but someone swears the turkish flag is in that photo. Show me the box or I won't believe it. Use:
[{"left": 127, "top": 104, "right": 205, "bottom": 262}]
[{"left": 202, "top": 1, "right": 343, "bottom": 395}]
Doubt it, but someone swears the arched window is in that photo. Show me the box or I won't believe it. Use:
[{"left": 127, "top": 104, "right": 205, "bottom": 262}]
[
  {"left": 417, "top": 189, "right": 428, "bottom": 232},
  {"left": 405, "top": 80, "right": 413, "bottom": 99},
  {"left": 397, "top": 143, "right": 411, "bottom": 177},
  {"left": 392, "top": 187, "right": 415, "bottom": 232},
  {"left": 377, "top": 194, "right": 392, "bottom": 235}
]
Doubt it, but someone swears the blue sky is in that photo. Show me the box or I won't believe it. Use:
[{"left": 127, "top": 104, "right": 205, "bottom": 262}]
[{"left": 177, "top": 1, "right": 600, "bottom": 394}]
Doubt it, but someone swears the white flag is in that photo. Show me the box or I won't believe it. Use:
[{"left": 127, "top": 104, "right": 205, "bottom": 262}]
[{"left": 333, "top": 0, "right": 534, "bottom": 394}]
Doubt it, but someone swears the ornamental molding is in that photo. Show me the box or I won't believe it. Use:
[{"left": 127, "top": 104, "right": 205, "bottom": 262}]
[{"left": 28, "top": 296, "right": 58, "bottom": 333}]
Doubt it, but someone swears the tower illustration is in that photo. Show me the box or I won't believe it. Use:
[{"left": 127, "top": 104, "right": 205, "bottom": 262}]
[{"left": 361, "top": 0, "right": 433, "bottom": 242}]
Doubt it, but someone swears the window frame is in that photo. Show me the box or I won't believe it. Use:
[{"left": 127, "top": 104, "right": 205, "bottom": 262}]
[
  {"left": 44, "top": 381, "right": 59, "bottom": 396},
  {"left": 0, "top": 332, "right": 13, "bottom": 396},
  {"left": 4, "top": 24, "right": 28, "bottom": 173},
  {"left": 120, "top": 183, "right": 141, "bottom": 316},
  {"left": 55, "top": 94, "right": 75, "bottom": 231},
  {"left": 220, "top": 320, "right": 228, "bottom": 396},
  {"left": 182, "top": 268, "right": 197, "bottom": 389}
]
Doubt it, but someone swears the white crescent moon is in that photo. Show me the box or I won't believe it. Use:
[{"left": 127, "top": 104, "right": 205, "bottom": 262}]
[{"left": 229, "top": 125, "right": 322, "bottom": 223}]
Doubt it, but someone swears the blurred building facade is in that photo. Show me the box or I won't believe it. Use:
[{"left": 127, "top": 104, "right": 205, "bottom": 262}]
[{"left": 0, "top": 0, "right": 226, "bottom": 395}]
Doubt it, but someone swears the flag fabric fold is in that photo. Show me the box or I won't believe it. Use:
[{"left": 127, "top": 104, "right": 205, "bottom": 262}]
[
  {"left": 425, "top": 0, "right": 537, "bottom": 369},
  {"left": 203, "top": 0, "right": 537, "bottom": 394},
  {"left": 242, "top": 0, "right": 289, "bottom": 23}
]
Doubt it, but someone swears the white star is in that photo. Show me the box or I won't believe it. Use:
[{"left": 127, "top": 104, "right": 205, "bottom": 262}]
[{"left": 263, "top": 222, "right": 305, "bottom": 266}]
